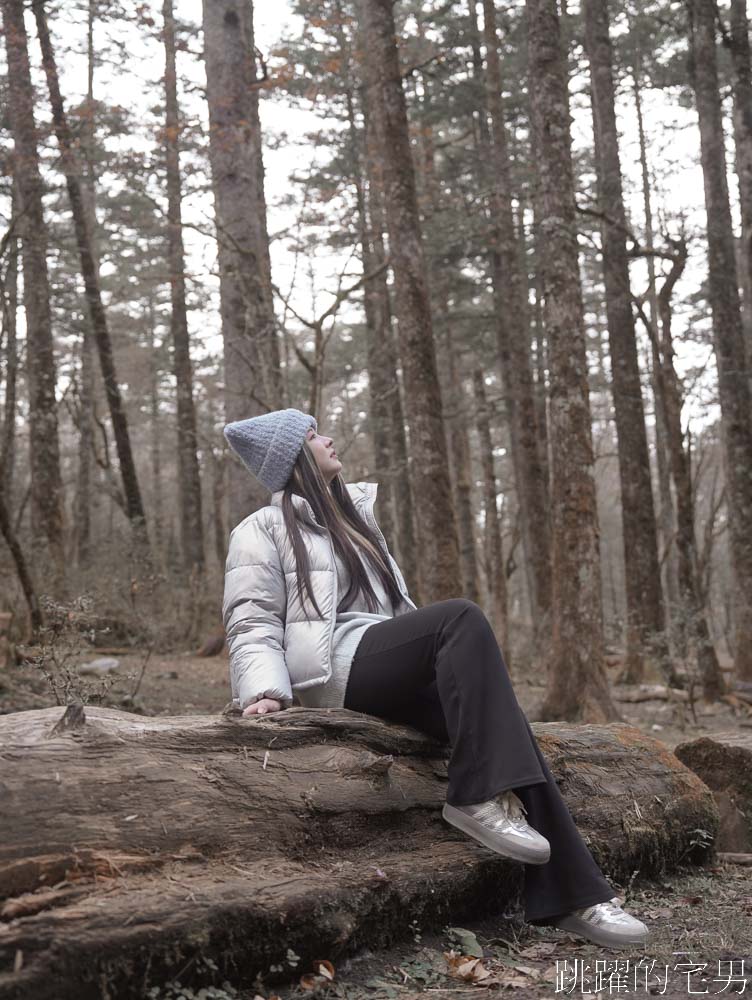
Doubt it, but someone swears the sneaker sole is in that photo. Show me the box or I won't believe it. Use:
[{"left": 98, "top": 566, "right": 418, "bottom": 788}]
[
  {"left": 555, "top": 914, "right": 650, "bottom": 949},
  {"left": 442, "top": 802, "right": 551, "bottom": 865}
]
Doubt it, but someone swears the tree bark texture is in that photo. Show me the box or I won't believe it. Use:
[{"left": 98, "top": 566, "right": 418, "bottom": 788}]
[
  {"left": 0, "top": 0, "right": 66, "bottom": 591},
  {"left": 628, "top": 34, "right": 681, "bottom": 654},
  {"left": 415, "top": 70, "right": 481, "bottom": 607},
  {"left": 687, "top": 0, "right": 752, "bottom": 681},
  {"left": 356, "top": 0, "right": 461, "bottom": 601},
  {"left": 0, "top": 173, "right": 19, "bottom": 503},
  {"left": 645, "top": 243, "right": 725, "bottom": 698},
  {"left": 0, "top": 704, "right": 718, "bottom": 999},
  {"left": 202, "top": 0, "right": 280, "bottom": 529},
  {"left": 362, "top": 103, "right": 418, "bottom": 599},
  {"left": 726, "top": 0, "right": 752, "bottom": 379},
  {"left": 482, "top": 0, "right": 552, "bottom": 634},
  {"left": 583, "top": 0, "right": 667, "bottom": 681},
  {"left": 525, "top": 0, "right": 620, "bottom": 721}
]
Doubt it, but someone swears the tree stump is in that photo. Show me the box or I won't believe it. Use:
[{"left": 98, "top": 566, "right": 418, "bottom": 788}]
[
  {"left": 674, "top": 730, "right": 752, "bottom": 852},
  {"left": 0, "top": 706, "right": 718, "bottom": 999}
]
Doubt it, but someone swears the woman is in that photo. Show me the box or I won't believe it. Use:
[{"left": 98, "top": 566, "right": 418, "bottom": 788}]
[{"left": 222, "top": 407, "right": 649, "bottom": 950}]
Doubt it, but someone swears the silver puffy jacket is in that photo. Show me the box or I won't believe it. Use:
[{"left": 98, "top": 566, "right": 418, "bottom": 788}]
[{"left": 223, "top": 481, "right": 417, "bottom": 710}]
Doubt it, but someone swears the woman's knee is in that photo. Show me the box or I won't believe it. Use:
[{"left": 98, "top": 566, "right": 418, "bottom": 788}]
[{"left": 437, "top": 597, "right": 487, "bottom": 622}]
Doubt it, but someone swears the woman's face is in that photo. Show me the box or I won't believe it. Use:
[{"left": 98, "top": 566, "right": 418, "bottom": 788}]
[{"left": 305, "top": 427, "right": 342, "bottom": 483}]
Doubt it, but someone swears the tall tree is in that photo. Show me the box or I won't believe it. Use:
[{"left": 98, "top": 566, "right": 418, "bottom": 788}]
[
  {"left": 411, "top": 42, "right": 481, "bottom": 607},
  {"left": 525, "top": 0, "right": 621, "bottom": 722},
  {"left": 73, "top": 0, "right": 97, "bottom": 570},
  {"left": 723, "top": 0, "right": 752, "bottom": 378},
  {"left": 583, "top": 0, "right": 668, "bottom": 682},
  {"left": 0, "top": 175, "right": 20, "bottom": 504},
  {"left": 356, "top": 0, "right": 461, "bottom": 600},
  {"left": 626, "top": 11, "right": 681, "bottom": 657},
  {"left": 634, "top": 237, "right": 724, "bottom": 698},
  {"left": 31, "top": 0, "right": 151, "bottom": 561},
  {"left": 325, "top": 0, "right": 418, "bottom": 598},
  {"left": 687, "top": 0, "right": 752, "bottom": 685},
  {"left": 202, "top": 0, "right": 280, "bottom": 530},
  {"left": 162, "top": 0, "right": 205, "bottom": 577},
  {"left": 481, "top": 0, "right": 552, "bottom": 639},
  {"left": 1, "top": 0, "right": 66, "bottom": 593}
]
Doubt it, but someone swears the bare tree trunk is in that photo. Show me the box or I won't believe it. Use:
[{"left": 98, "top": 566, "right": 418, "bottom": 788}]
[
  {"left": 0, "top": 174, "right": 19, "bottom": 504},
  {"left": 636, "top": 241, "right": 724, "bottom": 699},
  {"left": 725, "top": 0, "right": 752, "bottom": 379},
  {"left": 31, "top": 0, "right": 151, "bottom": 564},
  {"left": 336, "top": 3, "right": 417, "bottom": 599},
  {"left": 583, "top": 0, "right": 668, "bottom": 683},
  {"left": 362, "top": 108, "right": 417, "bottom": 598},
  {"left": 526, "top": 0, "right": 621, "bottom": 722},
  {"left": 473, "top": 368, "right": 509, "bottom": 655},
  {"left": 1, "top": 0, "right": 66, "bottom": 593},
  {"left": 163, "top": 0, "right": 205, "bottom": 578},
  {"left": 0, "top": 487, "right": 42, "bottom": 633},
  {"left": 356, "top": 0, "right": 461, "bottom": 600},
  {"left": 74, "top": 0, "right": 98, "bottom": 572},
  {"left": 413, "top": 56, "right": 480, "bottom": 605},
  {"left": 146, "top": 293, "right": 165, "bottom": 573},
  {"left": 687, "top": 0, "right": 752, "bottom": 683},
  {"left": 482, "top": 0, "right": 552, "bottom": 637},
  {"left": 202, "top": 0, "right": 279, "bottom": 530},
  {"left": 628, "top": 25, "right": 681, "bottom": 656}
]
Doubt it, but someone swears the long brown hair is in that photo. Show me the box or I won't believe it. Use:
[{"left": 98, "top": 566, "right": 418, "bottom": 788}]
[{"left": 279, "top": 440, "right": 403, "bottom": 621}]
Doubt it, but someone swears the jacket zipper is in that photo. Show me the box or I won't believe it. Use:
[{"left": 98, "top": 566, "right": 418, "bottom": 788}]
[
  {"left": 296, "top": 486, "right": 410, "bottom": 685},
  {"left": 325, "top": 531, "right": 337, "bottom": 677}
]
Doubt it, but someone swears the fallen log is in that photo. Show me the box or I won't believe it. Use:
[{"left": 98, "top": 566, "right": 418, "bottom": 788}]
[
  {"left": 614, "top": 684, "right": 689, "bottom": 703},
  {"left": 0, "top": 706, "right": 718, "bottom": 1000},
  {"left": 674, "top": 730, "right": 752, "bottom": 853}
]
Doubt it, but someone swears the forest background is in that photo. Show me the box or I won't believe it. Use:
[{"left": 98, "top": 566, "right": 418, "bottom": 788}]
[{"left": 1, "top": 0, "right": 752, "bottom": 725}]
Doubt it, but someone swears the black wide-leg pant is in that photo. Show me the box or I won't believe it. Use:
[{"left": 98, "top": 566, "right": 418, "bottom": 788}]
[{"left": 342, "top": 598, "right": 616, "bottom": 924}]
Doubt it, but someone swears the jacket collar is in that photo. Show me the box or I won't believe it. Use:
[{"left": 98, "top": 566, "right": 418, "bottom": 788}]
[{"left": 270, "top": 481, "right": 377, "bottom": 526}]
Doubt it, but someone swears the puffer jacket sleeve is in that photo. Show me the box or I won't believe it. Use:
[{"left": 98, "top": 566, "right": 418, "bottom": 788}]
[{"left": 222, "top": 512, "right": 293, "bottom": 710}]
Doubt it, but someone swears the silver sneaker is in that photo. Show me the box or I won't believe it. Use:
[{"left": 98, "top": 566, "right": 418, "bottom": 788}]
[
  {"left": 442, "top": 790, "right": 551, "bottom": 864},
  {"left": 555, "top": 896, "right": 649, "bottom": 949}
]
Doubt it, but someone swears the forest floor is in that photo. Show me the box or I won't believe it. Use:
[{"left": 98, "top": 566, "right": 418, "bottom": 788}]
[{"left": 2, "top": 648, "right": 752, "bottom": 998}]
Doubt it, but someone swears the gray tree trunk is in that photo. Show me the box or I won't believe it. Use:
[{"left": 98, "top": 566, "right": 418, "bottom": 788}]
[
  {"left": 32, "top": 0, "right": 151, "bottom": 563},
  {"left": 482, "top": 0, "right": 552, "bottom": 636},
  {"left": 525, "top": 0, "right": 620, "bottom": 722},
  {"left": 163, "top": 0, "right": 205, "bottom": 578},
  {"left": 726, "top": 0, "right": 752, "bottom": 380},
  {"left": 687, "top": 0, "right": 752, "bottom": 684},
  {"left": 202, "top": 0, "right": 280, "bottom": 529},
  {"left": 583, "top": 0, "right": 668, "bottom": 683},
  {"left": 628, "top": 27, "right": 681, "bottom": 656},
  {"left": 356, "top": 0, "right": 461, "bottom": 600},
  {"left": 361, "top": 106, "right": 418, "bottom": 596},
  {"left": 1, "top": 0, "right": 66, "bottom": 594}
]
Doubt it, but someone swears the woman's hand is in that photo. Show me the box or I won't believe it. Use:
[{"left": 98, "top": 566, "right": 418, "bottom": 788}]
[{"left": 242, "top": 697, "right": 283, "bottom": 717}]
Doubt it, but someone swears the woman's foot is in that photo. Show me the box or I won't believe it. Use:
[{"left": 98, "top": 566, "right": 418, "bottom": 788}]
[
  {"left": 442, "top": 790, "right": 551, "bottom": 864},
  {"left": 553, "top": 896, "right": 649, "bottom": 949}
]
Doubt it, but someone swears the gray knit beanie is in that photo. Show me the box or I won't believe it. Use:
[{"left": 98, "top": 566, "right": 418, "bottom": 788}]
[{"left": 223, "top": 408, "right": 317, "bottom": 493}]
